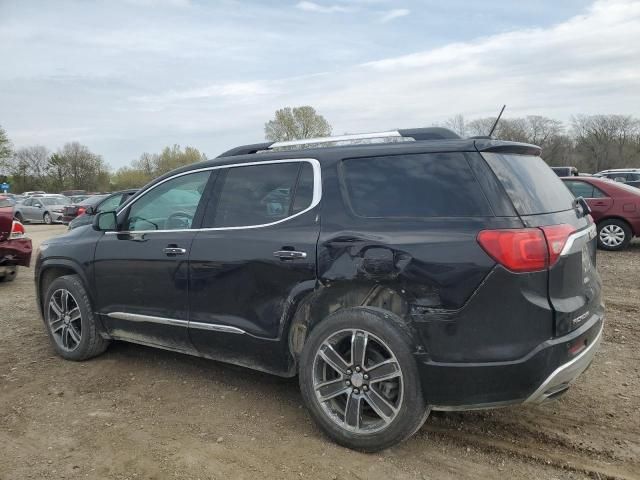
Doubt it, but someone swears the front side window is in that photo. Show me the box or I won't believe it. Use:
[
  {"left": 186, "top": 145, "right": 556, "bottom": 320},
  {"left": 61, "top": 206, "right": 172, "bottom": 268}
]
[
  {"left": 342, "top": 153, "right": 493, "bottom": 218},
  {"left": 204, "top": 161, "right": 315, "bottom": 228},
  {"left": 125, "top": 171, "right": 210, "bottom": 231}
]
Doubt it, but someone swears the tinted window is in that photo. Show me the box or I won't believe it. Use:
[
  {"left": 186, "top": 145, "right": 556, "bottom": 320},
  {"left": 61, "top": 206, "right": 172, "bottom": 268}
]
[
  {"left": 126, "top": 171, "right": 210, "bottom": 231},
  {"left": 564, "top": 181, "right": 594, "bottom": 198},
  {"left": 342, "top": 153, "right": 492, "bottom": 218},
  {"left": 22, "top": 198, "right": 32, "bottom": 206},
  {"left": 206, "top": 162, "right": 313, "bottom": 228},
  {"left": 0, "top": 198, "right": 11, "bottom": 208},
  {"left": 98, "top": 194, "right": 123, "bottom": 212},
  {"left": 79, "top": 195, "right": 108, "bottom": 207},
  {"left": 41, "top": 196, "right": 70, "bottom": 206},
  {"left": 627, "top": 173, "right": 640, "bottom": 181},
  {"left": 291, "top": 163, "right": 314, "bottom": 214},
  {"left": 482, "top": 153, "right": 576, "bottom": 215}
]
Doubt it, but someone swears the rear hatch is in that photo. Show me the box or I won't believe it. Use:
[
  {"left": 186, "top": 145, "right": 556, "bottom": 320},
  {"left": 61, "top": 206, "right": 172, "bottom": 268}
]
[{"left": 481, "top": 151, "right": 602, "bottom": 336}]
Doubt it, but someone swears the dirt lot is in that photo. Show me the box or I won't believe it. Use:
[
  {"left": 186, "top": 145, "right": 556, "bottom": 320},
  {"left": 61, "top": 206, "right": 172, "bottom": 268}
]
[{"left": 1, "top": 224, "right": 638, "bottom": 480}]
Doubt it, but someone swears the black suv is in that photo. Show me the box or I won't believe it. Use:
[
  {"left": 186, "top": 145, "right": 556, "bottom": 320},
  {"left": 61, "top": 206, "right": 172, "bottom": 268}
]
[{"left": 35, "top": 128, "right": 604, "bottom": 451}]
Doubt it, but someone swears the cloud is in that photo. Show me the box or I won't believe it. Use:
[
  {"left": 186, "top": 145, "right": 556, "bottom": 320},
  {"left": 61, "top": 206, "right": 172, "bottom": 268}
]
[
  {"left": 379, "top": 8, "right": 410, "bottom": 23},
  {"left": 295, "top": 1, "right": 353, "bottom": 13},
  {"left": 132, "top": 81, "right": 273, "bottom": 103}
]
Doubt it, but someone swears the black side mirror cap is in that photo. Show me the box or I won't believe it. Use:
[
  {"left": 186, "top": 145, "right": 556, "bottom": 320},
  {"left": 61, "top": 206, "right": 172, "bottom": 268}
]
[{"left": 93, "top": 211, "right": 118, "bottom": 232}]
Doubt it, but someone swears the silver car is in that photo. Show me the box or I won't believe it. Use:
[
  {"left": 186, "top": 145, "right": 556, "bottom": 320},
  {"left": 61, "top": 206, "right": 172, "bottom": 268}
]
[{"left": 14, "top": 195, "right": 71, "bottom": 224}]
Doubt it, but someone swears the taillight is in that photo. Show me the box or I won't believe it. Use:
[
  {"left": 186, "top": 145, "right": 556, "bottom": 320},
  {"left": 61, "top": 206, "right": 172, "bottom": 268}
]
[
  {"left": 77, "top": 207, "right": 86, "bottom": 216},
  {"left": 540, "top": 224, "right": 576, "bottom": 266},
  {"left": 477, "top": 229, "right": 548, "bottom": 272},
  {"left": 478, "top": 224, "right": 576, "bottom": 273},
  {"left": 9, "top": 220, "right": 26, "bottom": 239}
]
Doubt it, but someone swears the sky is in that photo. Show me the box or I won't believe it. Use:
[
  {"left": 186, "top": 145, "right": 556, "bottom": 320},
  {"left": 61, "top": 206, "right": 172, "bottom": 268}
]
[{"left": 1, "top": 0, "right": 639, "bottom": 168}]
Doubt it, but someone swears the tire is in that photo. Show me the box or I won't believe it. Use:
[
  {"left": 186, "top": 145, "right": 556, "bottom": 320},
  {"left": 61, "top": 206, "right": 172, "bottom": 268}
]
[
  {"left": 42, "top": 275, "right": 110, "bottom": 361},
  {"left": 299, "top": 307, "right": 429, "bottom": 452},
  {"left": 597, "top": 219, "right": 632, "bottom": 251},
  {"left": 43, "top": 212, "right": 53, "bottom": 225},
  {"left": 14, "top": 212, "right": 24, "bottom": 223},
  {"left": 0, "top": 267, "right": 18, "bottom": 282}
]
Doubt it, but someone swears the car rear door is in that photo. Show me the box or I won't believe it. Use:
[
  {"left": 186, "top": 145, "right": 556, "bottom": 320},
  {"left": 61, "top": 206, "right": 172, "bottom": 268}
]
[
  {"left": 563, "top": 180, "right": 613, "bottom": 220},
  {"left": 187, "top": 159, "right": 321, "bottom": 372},
  {"left": 93, "top": 170, "right": 212, "bottom": 351},
  {"left": 482, "top": 152, "right": 602, "bottom": 337}
]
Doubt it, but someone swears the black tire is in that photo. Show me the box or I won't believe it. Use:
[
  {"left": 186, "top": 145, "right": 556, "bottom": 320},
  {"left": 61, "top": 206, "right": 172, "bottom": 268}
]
[
  {"left": 299, "top": 307, "right": 429, "bottom": 452},
  {"left": 597, "top": 219, "right": 632, "bottom": 251},
  {"left": 0, "top": 267, "right": 18, "bottom": 282},
  {"left": 43, "top": 212, "right": 53, "bottom": 225},
  {"left": 43, "top": 275, "right": 110, "bottom": 360},
  {"left": 14, "top": 212, "right": 24, "bottom": 223}
]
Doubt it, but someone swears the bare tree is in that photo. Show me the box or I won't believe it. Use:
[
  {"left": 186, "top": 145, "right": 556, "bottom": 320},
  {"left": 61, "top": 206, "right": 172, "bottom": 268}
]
[
  {"left": 443, "top": 114, "right": 467, "bottom": 137},
  {"left": 0, "top": 125, "right": 12, "bottom": 174},
  {"left": 5, "top": 146, "right": 50, "bottom": 192},
  {"left": 55, "top": 142, "right": 110, "bottom": 191},
  {"left": 265, "top": 106, "right": 332, "bottom": 142}
]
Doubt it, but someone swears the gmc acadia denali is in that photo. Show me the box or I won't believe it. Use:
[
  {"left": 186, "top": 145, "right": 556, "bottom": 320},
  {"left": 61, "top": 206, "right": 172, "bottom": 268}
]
[{"left": 35, "top": 128, "right": 604, "bottom": 451}]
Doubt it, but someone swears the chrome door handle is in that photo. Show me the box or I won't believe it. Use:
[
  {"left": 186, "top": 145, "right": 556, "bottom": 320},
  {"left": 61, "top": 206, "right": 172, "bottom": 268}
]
[
  {"left": 273, "top": 250, "right": 307, "bottom": 259},
  {"left": 164, "top": 247, "right": 187, "bottom": 255}
]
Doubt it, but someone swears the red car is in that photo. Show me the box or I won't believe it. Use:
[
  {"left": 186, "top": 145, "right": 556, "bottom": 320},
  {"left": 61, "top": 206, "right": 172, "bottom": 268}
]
[
  {"left": 562, "top": 176, "right": 640, "bottom": 251},
  {"left": 0, "top": 195, "right": 32, "bottom": 282}
]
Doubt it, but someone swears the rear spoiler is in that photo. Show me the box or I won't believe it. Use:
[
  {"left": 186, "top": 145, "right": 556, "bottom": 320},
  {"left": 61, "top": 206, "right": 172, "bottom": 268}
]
[{"left": 475, "top": 140, "right": 542, "bottom": 156}]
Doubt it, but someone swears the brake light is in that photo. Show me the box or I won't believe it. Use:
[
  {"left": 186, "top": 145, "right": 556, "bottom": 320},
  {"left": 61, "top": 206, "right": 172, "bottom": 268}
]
[
  {"left": 477, "top": 229, "right": 548, "bottom": 272},
  {"left": 77, "top": 207, "right": 86, "bottom": 216},
  {"left": 477, "top": 224, "right": 576, "bottom": 272},
  {"left": 540, "top": 224, "right": 576, "bottom": 267},
  {"left": 9, "top": 220, "right": 26, "bottom": 239}
]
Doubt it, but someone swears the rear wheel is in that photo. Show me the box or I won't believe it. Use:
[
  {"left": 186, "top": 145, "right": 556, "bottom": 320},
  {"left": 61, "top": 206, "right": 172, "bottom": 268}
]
[
  {"left": 14, "top": 212, "right": 24, "bottom": 223},
  {"left": 0, "top": 267, "right": 18, "bottom": 282},
  {"left": 299, "top": 308, "right": 428, "bottom": 452},
  {"left": 43, "top": 212, "right": 53, "bottom": 224},
  {"left": 597, "top": 219, "right": 631, "bottom": 251}
]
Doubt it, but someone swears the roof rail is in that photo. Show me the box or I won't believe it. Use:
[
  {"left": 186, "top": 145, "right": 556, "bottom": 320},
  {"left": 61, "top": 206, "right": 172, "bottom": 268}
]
[{"left": 217, "top": 127, "right": 460, "bottom": 157}]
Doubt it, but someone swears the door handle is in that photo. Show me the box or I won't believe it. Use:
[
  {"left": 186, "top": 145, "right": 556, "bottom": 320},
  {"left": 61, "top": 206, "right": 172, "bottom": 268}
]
[
  {"left": 164, "top": 247, "right": 187, "bottom": 255},
  {"left": 273, "top": 250, "right": 307, "bottom": 260}
]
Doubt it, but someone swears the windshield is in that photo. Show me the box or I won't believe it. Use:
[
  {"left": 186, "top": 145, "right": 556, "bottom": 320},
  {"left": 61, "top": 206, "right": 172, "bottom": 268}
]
[
  {"left": 79, "top": 195, "right": 108, "bottom": 207},
  {"left": 41, "top": 196, "right": 71, "bottom": 206}
]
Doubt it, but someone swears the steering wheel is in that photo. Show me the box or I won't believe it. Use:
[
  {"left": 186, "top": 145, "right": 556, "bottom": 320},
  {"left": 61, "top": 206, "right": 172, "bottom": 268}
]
[{"left": 166, "top": 211, "right": 193, "bottom": 230}]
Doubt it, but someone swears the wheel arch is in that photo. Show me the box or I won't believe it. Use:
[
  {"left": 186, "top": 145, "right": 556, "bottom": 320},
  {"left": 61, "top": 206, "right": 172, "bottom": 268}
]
[{"left": 37, "top": 259, "right": 92, "bottom": 317}]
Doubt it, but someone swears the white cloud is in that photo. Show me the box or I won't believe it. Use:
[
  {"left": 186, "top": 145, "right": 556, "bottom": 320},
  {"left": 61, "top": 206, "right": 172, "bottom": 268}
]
[
  {"left": 295, "top": 1, "right": 353, "bottom": 13},
  {"left": 132, "top": 81, "right": 273, "bottom": 103},
  {"left": 379, "top": 8, "right": 410, "bottom": 23}
]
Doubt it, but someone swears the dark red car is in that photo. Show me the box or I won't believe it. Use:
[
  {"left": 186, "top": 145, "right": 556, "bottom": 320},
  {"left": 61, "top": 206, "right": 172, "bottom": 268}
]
[
  {"left": 0, "top": 195, "right": 32, "bottom": 282},
  {"left": 562, "top": 176, "right": 640, "bottom": 250}
]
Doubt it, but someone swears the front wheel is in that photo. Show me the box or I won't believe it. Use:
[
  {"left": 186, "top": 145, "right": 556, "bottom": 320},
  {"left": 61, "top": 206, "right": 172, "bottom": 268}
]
[
  {"left": 0, "top": 267, "right": 18, "bottom": 282},
  {"left": 597, "top": 219, "right": 632, "bottom": 251},
  {"left": 43, "top": 275, "right": 110, "bottom": 360},
  {"left": 43, "top": 212, "right": 53, "bottom": 224},
  {"left": 299, "top": 308, "right": 429, "bottom": 452}
]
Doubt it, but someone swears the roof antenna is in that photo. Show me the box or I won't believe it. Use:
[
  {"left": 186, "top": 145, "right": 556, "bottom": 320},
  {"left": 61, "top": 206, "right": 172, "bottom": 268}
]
[{"left": 488, "top": 104, "right": 506, "bottom": 137}]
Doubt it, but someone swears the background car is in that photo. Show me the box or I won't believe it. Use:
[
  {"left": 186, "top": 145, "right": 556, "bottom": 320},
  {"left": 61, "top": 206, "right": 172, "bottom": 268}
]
[
  {"left": 22, "top": 190, "right": 46, "bottom": 197},
  {"left": 563, "top": 176, "right": 640, "bottom": 250},
  {"left": 69, "top": 194, "right": 91, "bottom": 204},
  {"left": 551, "top": 166, "right": 578, "bottom": 177},
  {"left": 594, "top": 169, "right": 640, "bottom": 188},
  {"left": 66, "top": 189, "right": 138, "bottom": 230},
  {"left": 0, "top": 196, "right": 32, "bottom": 282},
  {"left": 13, "top": 194, "right": 71, "bottom": 224}
]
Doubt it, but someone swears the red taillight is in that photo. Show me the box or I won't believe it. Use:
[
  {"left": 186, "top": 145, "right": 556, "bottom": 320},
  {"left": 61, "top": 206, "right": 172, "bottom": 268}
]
[
  {"left": 77, "top": 207, "right": 86, "bottom": 216},
  {"left": 9, "top": 220, "right": 26, "bottom": 239},
  {"left": 477, "top": 229, "right": 548, "bottom": 272},
  {"left": 540, "top": 224, "right": 576, "bottom": 267},
  {"left": 478, "top": 224, "right": 576, "bottom": 272}
]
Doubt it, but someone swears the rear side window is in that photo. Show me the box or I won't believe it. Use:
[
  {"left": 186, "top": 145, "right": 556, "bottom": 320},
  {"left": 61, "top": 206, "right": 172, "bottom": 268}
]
[
  {"left": 482, "top": 153, "right": 576, "bottom": 215},
  {"left": 341, "top": 153, "right": 492, "bottom": 218},
  {"left": 564, "top": 181, "right": 607, "bottom": 199},
  {"left": 205, "top": 161, "right": 315, "bottom": 228}
]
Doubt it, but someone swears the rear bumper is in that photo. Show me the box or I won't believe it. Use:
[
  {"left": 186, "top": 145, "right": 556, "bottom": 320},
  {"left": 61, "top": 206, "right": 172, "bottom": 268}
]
[
  {"left": 416, "top": 309, "right": 604, "bottom": 409},
  {"left": 0, "top": 237, "right": 33, "bottom": 268}
]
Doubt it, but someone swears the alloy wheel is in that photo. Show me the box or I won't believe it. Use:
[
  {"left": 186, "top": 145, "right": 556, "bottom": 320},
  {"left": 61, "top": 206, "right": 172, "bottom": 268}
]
[
  {"left": 600, "top": 224, "right": 625, "bottom": 247},
  {"left": 47, "top": 289, "right": 82, "bottom": 352},
  {"left": 312, "top": 329, "right": 403, "bottom": 434},
  {"left": 44, "top": 213, "right": 52, "bottom": 224}
]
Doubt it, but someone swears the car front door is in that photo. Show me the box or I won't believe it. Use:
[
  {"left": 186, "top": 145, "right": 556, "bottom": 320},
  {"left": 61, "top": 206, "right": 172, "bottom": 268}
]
[
  {"left": 564, "top": 180, "right": 613, "bottom": 221},
  {"left": 93, "top": 170, "right": 212, "bottom": 352},
  {"left": 187, "top": 159, "right": 321, "bottom": 372},
  {"left": 23, "top": 198, "right": 41, "bottom": 222}
]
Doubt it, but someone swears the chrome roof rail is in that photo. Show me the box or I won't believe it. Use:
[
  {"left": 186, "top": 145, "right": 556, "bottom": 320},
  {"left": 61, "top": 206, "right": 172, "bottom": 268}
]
[{"left": 268, "top": 131, "right": 404, "bottom": 149}]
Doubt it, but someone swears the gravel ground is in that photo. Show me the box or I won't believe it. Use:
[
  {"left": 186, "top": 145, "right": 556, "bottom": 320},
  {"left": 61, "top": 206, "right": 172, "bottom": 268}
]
[{"left": 1, "top": 224, "right": 638, "bottom": 480}]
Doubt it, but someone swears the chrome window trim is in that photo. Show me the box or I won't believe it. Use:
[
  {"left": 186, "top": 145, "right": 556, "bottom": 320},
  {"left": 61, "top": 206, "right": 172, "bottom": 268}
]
[
  {"left": 108, "top": 158, "right": 321, "bottom": 235},
  {"left": 560, "top": 223, "right": 597, "bottom": 256},
  {"left": 106, "top": 312, "right": 245, "bottom": 334}
]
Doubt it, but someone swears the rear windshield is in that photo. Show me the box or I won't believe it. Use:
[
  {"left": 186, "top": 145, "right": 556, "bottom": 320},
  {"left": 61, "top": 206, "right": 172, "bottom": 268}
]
[
  {"left": 342, "top": 153, "right": 493, "bottom": 218},
  {"left": 482, "top": 153, "right": 576, "bottom": 215}
]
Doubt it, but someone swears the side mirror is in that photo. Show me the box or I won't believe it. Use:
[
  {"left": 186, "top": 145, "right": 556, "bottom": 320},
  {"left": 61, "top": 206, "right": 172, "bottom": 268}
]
[
  {"left": 34, "top": 203, "right": 43, "bottom": 208},
  {"left": 85, "top": 206, "right": 95, "bottom": 215},
  {"left": 93, "top": 211, "right": 118, "bottom": 232}
]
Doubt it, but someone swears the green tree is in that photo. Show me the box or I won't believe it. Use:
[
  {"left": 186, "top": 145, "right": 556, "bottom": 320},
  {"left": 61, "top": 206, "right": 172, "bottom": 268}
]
[
  {"left": 0, "top": 125, "right": 13, "bottom": 174},
  {"left": 265, "top": 106, "right": 332, "bottom": 142}
]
